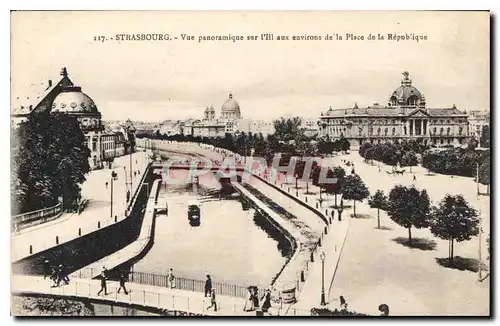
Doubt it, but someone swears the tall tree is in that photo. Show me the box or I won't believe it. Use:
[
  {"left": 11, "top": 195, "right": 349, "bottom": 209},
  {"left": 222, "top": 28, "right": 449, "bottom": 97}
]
[
  {"left": 341, "top": 174, "right": 370, "bottom": 217},
  {"left": 401, "top": 150, "right": 418, "bottom": 173},
  {"left": 430, "top": 195, "right": 479, "bottom": 265},
  {"left": 273, "top": 116, "right": 304, "bottom": 143},
  {"left": 386, "top": 185, "right": 431, "bottom": 246},
  {"left": 11, "top": 112, "right": 91, "bottom": 214},
  {"left": 479, "top": 125, "right": 490, "bottom": 148},
  {"left": 368, "top": 190, "right": 388, "bottom": 229},
  {"left": 331, "top": 166, "right": 346, "bottom": 207}
]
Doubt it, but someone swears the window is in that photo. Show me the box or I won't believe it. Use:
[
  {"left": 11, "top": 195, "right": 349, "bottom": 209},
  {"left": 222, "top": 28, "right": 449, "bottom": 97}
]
[
  {"left": 392, "top": 127, "right": 396, "bottom": 135},
  {"left": 447, "top": 138, "right": 452, "bottom": 144},
  {"left": 384, "top": 128, "right": 388, "bottom": 136},
  {"left": 440, "top": 128, "right": 444, "bottom": 135},
  {"left": 447, "top": 127, "right": 450, "bottom": 136},
  {"left": 440, "top": 138, "right": 444, "bottom": 144},
  {"left": 433, "top": 127, "right": 437, "bottom": 135}
]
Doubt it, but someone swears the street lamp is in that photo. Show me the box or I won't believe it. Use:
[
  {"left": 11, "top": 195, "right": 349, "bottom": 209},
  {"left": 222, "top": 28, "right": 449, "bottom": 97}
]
[
  {"left": 110, "top": 171, "right": 118, "bottom": 218},
  {"left": 320, "top": 251, "right": 326, "bottom": 306}
]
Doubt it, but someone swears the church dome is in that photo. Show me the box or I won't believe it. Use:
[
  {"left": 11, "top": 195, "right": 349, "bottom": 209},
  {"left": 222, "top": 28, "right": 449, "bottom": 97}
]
[
  {"left": 52, "top": 87, "right": 99, "bottom": 114},
  {"left": 221, "top": 93, "right": 241, "bottom": 119},
  {"left": 389, "top": 72, "right": 425, "bottom": 107}
]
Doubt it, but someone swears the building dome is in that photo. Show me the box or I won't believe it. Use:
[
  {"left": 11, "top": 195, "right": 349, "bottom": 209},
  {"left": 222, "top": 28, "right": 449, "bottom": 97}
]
[
  {"left": 52, "top": 87, "right": 99, "bottom": 114},
  {"left": 389, "top": 72, "right": 425, "bottom": 107},
  {"left": 221, "top": 93, "right": 241, "bottom": 119}
]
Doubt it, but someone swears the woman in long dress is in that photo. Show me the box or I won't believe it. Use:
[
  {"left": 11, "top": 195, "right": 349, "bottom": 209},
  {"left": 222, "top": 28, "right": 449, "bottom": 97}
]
[
  {"left": 261, "top": 289, "right": 272, "bottom": 315},
  {"left": 243, "top": 287, "right": 254, "bottom": 311}
]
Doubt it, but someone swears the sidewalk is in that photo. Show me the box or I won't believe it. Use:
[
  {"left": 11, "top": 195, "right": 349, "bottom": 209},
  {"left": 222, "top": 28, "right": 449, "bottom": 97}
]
[
  {"left": 11, "top": 151, "right": 149, "bottom": 262},
  {"left": 11, "top": 274, "right": 252, "bottom": 316},
  {"left": 71, "top": 180, "right": 161, "bottom": 277}
]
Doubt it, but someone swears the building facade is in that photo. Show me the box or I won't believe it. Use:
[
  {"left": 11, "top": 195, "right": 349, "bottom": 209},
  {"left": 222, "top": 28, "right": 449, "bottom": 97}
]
[
  {"left": 467, "top": 109, "right": 490, "bottom": 139},
  {"left": 319, "top": 72, "right": 470, "bottom": 149},
  {"left": 183, "top": 93, "right": 275, "bottom": 138},
  {"left": 11, "top": 68, "right": 135, "bottom": 170}
]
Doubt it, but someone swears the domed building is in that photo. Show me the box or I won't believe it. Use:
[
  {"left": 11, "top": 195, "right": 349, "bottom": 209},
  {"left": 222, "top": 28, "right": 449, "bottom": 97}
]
[
  {"left": 182, "top": 92, "right": 274, "bottom": 138},
  {"left": 220, "top": 93, "right": 241, "bottom": 120},
  {"left": 319, "top": 71, "right": 470, "bottom": 148},
  {"left": 11, "top": 67, "right": 134, "bottom": 170},
  {"left": 51, "top": 87, "right": 103, "bottom": 132}
]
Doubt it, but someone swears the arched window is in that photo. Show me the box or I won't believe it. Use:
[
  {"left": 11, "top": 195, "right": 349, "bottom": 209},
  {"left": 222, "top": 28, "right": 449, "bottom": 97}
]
[
  {"left": 433, "top": 127, "right": 437, "bottom": 134},
  {"left": 440, "top": 128, "right": 444, "bottom": 135},
  {"left": 447, "top": 127, "right": 450, "bottom": 136},
  {"left": 384, "top": 128, "right": 388, "bottom": 135},
  {"left": 369, "top": 127, "right": 373, "bottom": 135},
  {"left": 392, "top": 127, "right": 396, "bottom": 135},
  {"left": 377, "top": 127, "right": 381, "bottom": 135}
]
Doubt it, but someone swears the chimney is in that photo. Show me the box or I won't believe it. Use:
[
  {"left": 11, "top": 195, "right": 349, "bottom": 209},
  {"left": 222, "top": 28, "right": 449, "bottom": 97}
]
[{"left": 48, "top": 79, "right": 52, "bottom": 87}]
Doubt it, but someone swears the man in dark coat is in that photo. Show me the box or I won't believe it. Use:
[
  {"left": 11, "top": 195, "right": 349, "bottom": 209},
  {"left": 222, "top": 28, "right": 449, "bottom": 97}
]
[
  {"left": 43, "top": 260, "right": 51, "bottom": 279},
  {"left": 117, "top": 271, "right": 129, "bottom": 295},
  {"left": 97, "top": 267, "right": 108, "bottom": 296},
  {"left": 204, "top": 275, "right": 212, "bottom": 297}
]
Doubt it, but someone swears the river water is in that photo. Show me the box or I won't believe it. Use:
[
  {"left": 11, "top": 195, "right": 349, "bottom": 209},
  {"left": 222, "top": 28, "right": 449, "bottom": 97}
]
[{"left": 130, "top": 166, "right": 288, "bottom": 289}]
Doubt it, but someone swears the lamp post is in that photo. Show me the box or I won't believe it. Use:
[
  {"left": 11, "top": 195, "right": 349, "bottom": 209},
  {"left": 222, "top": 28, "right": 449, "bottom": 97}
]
[
  {"left": 110, "top": 171, "right": 118, "bottom": 218},
  {"left": 320, "top": 251, "right": 326, "bottom": 306}
]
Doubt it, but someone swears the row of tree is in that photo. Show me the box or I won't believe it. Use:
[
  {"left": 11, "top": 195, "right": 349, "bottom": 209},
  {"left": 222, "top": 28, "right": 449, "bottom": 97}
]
[
  {"left": 140, "top": 116, "right": 351, "bottom": 168},
  {"left": 368, "top": 187, "right": 479, "bottom": 264},
  {"left": 359, "top": 142, "right": 419, "bottom": 171},
  {"left": 11, "top": 112, "right": 91, "bottom": 215},
  {"left": 421, "top": 147, "right": 490, "bottom": 185}
]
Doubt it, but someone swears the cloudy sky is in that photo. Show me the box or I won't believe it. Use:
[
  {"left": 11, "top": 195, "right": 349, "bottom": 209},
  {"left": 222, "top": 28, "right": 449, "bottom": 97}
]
[{"left": 11, "top": 11, "right": 489, "bottom": 122}]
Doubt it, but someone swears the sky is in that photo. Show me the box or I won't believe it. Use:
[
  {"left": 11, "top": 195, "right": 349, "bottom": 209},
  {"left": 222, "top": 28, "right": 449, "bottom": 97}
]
[{"left": 11, "top": 11, "right": 490, "bottom": 122}]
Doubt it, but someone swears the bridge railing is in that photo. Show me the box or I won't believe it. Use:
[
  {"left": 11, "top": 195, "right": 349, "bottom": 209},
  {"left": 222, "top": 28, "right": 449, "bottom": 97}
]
[
  {"left": 12, "top": 202, "right": 63, "bottom": 231},
  {"left": 72, "top": 267, "right": 266, "bottom": 300}
]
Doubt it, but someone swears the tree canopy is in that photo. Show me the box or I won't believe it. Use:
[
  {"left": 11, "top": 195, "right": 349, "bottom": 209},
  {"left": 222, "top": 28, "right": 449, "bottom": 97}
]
[
  {"left": 368, "top": 190, "right": 388, "bottom": 228},
  {"left": 11, "top": 112, "right": 91, "bottom": 214},
  {"left": 430, "top": 194, "right": 479, "bottom": 264},
  {"left": 341, "top": 174, "right": 370, "bottom": 216},
  {"left": 386, "top": 185, "right": 431, "bottom": 245}
]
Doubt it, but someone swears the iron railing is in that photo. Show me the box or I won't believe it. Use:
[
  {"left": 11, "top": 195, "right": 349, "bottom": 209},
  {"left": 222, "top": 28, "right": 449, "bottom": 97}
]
[{"left": 72, "top": 267, "right": 266, "bottom": 300}]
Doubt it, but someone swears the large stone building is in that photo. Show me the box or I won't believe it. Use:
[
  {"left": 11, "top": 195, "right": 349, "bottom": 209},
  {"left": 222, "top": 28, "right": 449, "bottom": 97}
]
[
  {"left": 467, "top": 109, "right": 490, "bottom": 139},
  {"left": 319, "top": 72, "right": 470, "bottom": 149},
  {"left": 11, "top": 67, "right": 135, "bottom": 170},
  {"left": 182, "top": 93, "right": 274, "bottom": 138}
]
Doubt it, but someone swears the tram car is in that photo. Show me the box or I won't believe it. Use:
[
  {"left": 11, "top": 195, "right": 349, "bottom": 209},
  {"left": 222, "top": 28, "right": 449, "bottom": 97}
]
[{"left": 187, "top": 200, "right": 201, "bottom": 226}]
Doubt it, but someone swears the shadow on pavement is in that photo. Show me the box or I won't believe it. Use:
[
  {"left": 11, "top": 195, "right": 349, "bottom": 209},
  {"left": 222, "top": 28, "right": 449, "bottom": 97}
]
[
  {"left": 375, "top": 226, "right": 392, "bottom": 231},
  {"left": 350, "top": 213, "right": 372, "bottom": 219},
  {"left": 392, "top": 237, "right": 437, "bottom": 251},
  {"left": 435, "top": 256, "right": 488, "bottom": 273}
]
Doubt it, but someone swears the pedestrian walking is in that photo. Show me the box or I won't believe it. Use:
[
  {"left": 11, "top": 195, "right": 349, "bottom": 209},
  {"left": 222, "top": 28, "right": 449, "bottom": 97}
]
[
  {"left": 204, "top": 275, "right": 212, "bottom": 297},
  {"left": 339, "top": 295, "right": 348, "bottom": 311},
  {"left": 59, "top": 264, "right": 69, "bottom": 285},
  {"left": 105, "top": 182, "right": 108, "bottom": 189},
  {"left": 117, "top": 271, "right": 128, "bottom": 295},
  {"left": 413, "top": 175, "right": 417, "bottom": 182},
  {"left": 97, "top": 267, "right": 108, "bottom": 296},
  {"left": 252, "top": 287, "right": 260, "bottom": 309},
  {"left": 261, "top": 289, "right": 272, "bottom": 315},
  {"left": 43, "top": 260, "right": 51, "bottom": 279},
  {"left": 50, "top": 267, "right": 59, "bottom": 287},
  {"left": 167, "top": 268, "right": 176, "bottom": 289},
  {"left": 207, "top": 289, "right": 218, "bottom": 312},
  {"left": 243, "top": 287, "right": 255, "bottom": 311}
]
